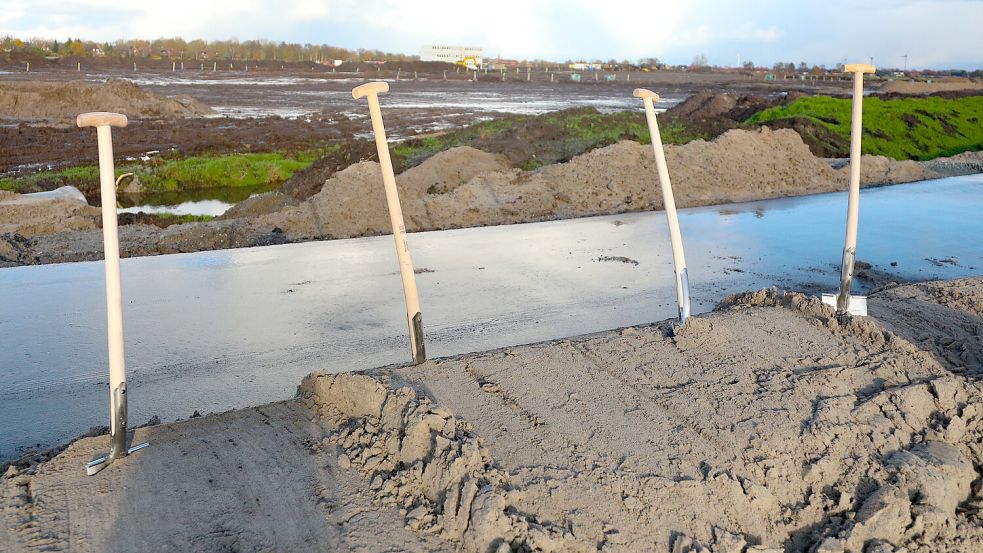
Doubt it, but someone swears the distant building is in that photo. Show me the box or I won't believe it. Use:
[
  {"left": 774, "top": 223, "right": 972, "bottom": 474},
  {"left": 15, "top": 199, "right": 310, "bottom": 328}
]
[
  {"left": 569, "top": 62, "right": 601, "bottom": 71},
  {"left": 486, "top": 58, "right": 519, "bottom": 70},
  {"left": 420, "top": 45, "right": 483, "bottom": 67}
]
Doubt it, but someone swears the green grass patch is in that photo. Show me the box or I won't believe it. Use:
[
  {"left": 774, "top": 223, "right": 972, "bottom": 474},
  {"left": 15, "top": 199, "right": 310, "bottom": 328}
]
[
  {"left": 391, "top": 107, "right": 706, "bottom": 171},
  {"left": 157, "top": 213, "right": 215, "bottom": 223},
  {"left": 746, "top": 95, "right": 983, "bottom": 160},
  {"left": 134, "top": 152, "right": 318, "bottom": 192},
  {"left": 0, "top": 152, "right": 320, "bottom": 196},
  {"left": 0, "top": 165, "right": 100, "bottom": 193}
]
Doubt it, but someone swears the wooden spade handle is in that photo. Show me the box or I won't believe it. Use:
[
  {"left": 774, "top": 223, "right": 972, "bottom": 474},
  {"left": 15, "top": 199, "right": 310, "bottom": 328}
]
[
  {"left": 352, "top": 81, "right": 390, "bottom": 100},
  {"left": 844, "top": 63, "right": 875, "bottom": 74},
  {"left": 77, "top": 112, "right": 128, "bottom": 128},
  {"left": 632, "top": 88, "right": 660, "bottom": 102}
]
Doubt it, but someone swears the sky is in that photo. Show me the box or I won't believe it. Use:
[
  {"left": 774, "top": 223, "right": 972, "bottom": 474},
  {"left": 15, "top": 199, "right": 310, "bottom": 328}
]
[{"left": 1, "top": 0, "right": 981, "bottom": 69}]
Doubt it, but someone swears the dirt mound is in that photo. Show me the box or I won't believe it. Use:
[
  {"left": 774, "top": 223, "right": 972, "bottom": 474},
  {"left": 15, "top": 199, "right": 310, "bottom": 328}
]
[
  {"left": 258, "top": 124, "right": 936, "bottom": 239},
  {"left": 761, "top": 116, "right": 850, "bottom": 157},
  {"left": 0, "top": 79, "right": 213, "bottom": 122},
  {"left": 667, "top": 90, "right": 776, "bottom": 122},
  {"left": 360, "top": 287, "right": 981, "bottom": 552},
  {"left": 263, "top": 128, "right": 854, "bottom": 240},
  {"left": 256, "top": 146, "right": 513, "bottom": 239},
  {"left": 846, "top": 154, "right": 939, "bottom": 185},
  {"left": 879, "top": 79, "right": 983, "bottom": 95},
  {"left": 217, "top": 191, "right": 299, "bottom": 219},
  {"left": 921, "top": 149, "right": 983, "bottom": 177},
  {"left": 0, "top": 188, "right": 101, "bottom": 237},
  {"left": 279, "top": 140, "right": 381, "bottom": 200}
]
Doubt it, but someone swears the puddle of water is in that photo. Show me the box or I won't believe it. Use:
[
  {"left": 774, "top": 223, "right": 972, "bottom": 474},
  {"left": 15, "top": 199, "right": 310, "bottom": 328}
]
[
  {"left": 117, "top": 199, "right": 233, "bottom": 217},
  {"left": 106, "top": 184, "right": 275, "bottom": 215},
  {"left": 1, "top": 175, "right": 980, "bottom": 459}
]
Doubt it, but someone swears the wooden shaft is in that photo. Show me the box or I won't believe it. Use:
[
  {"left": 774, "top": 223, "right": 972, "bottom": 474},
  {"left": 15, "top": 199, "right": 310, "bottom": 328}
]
[
  {"left": 96, "top": 125, "right": 127, "bottom": 434},
  {"left": 836, "top": 68, "right": 869, "bottom": 312},
  {"left": 363, "top": 92, "right": 422, "bottom": 338},
  {"left": 639, "top": 94, "right": 690, "bottom": 320},
  {"left": 844, "top": 70, "right": 865, "bottom": 256}
]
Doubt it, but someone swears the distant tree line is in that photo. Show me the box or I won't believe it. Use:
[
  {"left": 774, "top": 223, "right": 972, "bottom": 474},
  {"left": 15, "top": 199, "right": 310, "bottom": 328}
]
[
  {"left": 3, "top": 35, "right": 981, "bottom": 76},
  {"left": 0, "top": 35, "right": 420, "bottom": 63}
]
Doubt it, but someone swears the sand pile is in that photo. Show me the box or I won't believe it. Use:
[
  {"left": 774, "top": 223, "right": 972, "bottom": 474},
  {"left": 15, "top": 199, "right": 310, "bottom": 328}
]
[
  {"left": 355, "top": 289, "right": 983, "bottom": 552},
  {"left": 0, "top": 79, "right": 213, "bottom": 122},
  {"left": 922, "top": 150, "right": 983, "bottom": 177},
  {"left": 667, "top": 90, "right": 776, "bottom": 124},
  {"left": 256, "top": 146, "right": 514, "bottom": 239},
  {"left": 257, "top": 127, "right": 937, "bottom": 241},
  {"left": 879, "top": 79, "right": 983, "bottom": 95},
  {"left": 4, "top": 281, "right": 982, "bottom": 552},
  {"left": 0, "top": 187, "right": 100, "bottom": 237},
  {"left": 851, "top": 154, "right": 940, "bottom": 185}
]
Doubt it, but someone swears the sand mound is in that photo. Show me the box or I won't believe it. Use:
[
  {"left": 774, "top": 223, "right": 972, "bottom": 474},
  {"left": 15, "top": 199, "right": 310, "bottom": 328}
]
[
  {"left": 0, "top": 79, "right": 213, "bottom": 122},
  {"left": 671, "top": 91, "right": 740, "bottom": 119},
  {"left": 668, "top": 90, "right": 776, "bottom": 123},
  {"left": 0, "top": 187, "right": 101, "bottom": 238},
  {"left": 922, "top": 149, "right": 983, "bottom": 177},
  {"left": 847, "top": 154, "right": 940, "bottom": 185},
  {"left": 879, "top": 79, "right": 983, "bottom": 95},
  {"left": 261, "top": 127, "right": 912, "bottom": 242},
  {"left": 256, "top": 146, "right": 514, "bottom": 239},
  {"left": 218, "top": 191, "right": 300, "bottom": 219}
]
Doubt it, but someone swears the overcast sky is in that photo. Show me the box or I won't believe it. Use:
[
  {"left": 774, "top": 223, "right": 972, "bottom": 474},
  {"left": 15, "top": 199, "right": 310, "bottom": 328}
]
[{"left": 1, "top": 0, "right": 981, "bottom": 69}]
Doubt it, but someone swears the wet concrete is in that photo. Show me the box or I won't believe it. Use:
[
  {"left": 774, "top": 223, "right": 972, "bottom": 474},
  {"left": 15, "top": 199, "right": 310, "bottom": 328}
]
[{"left": 1, "top": 175, "right": 981, "bottom": 459}]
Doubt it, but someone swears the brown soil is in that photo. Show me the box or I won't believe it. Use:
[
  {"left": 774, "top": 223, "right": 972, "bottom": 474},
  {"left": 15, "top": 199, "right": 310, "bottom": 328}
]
[
  {"left": 664, "top": 90, "right": 787, "bottom": 124},
  {"left": 879, "top": 79, "right": 983, "bottom": 95},
  {"left": 0, "top": 190, "right": 101, "bottom": 237},
  {"left": 0, "top": 116, "right": 361, "bottom": 177},
  {"left": 0, "top": 79, "right": 212, "bottom": 122},
  {"left": 280, "top": 140, "right": 382, "bottom": 200},
  {"left": 762, "top": 116, "right": 850, "bottom": 157},
  {"left": 4, "top": 280, "right": 981, "bottom": 552}
]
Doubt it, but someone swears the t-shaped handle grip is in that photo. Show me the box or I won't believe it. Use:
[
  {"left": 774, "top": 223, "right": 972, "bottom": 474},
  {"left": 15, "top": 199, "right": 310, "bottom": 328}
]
[
  {"left": 844, "top": 63, "right": 876, "bottom": 74},
  {"left": 77, "top": 112, "right": 128, "bottom": 128},
  {"left": 633, "top": 88, "right": 660, "bottom": 102},
  {"left": 352, "top": 81, "right": 390, "bottom": 100}
]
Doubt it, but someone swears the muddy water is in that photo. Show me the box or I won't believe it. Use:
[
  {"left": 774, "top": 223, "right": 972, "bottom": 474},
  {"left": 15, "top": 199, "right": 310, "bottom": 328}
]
[
  {"left": 1, "top": 176, "right": 981, "bottom": 459},
  {"left": 127, "top": 75, "right": 684, "bottom": 119}
]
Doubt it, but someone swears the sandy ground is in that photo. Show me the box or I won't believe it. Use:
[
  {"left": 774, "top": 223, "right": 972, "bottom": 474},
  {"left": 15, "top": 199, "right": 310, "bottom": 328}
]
[
  {"left": 0, "top": 189, "right": 100, "bottom": 237},
  {"left": 879, "top": 79, "right": 983, "bottom": 95},
  {"left": 0, "top": 127, "right": 946, "bottom": 266},
  {"left": 0, "top": 79, "right": 213, "bottom": 123},
  {"left": 3, "top": 277, "right": 982, "bottom": 552}
]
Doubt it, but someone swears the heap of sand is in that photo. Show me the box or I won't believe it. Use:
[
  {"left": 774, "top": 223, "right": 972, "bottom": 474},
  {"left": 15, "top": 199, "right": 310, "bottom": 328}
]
[
  {"left": 256, "top": 127, "right": 938, "bottom": 240},
  {"left": 0, "top": 79, "right": 214, "bottom": 122},
  {"left": 879, "top": 79, "right": 983, "bottom": 95},
  {"left": 3, "top": 278, "right": 982, "bottom": 552},
  {"left": 0, "top": 187, "right": 101, "bottom": 238}
]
